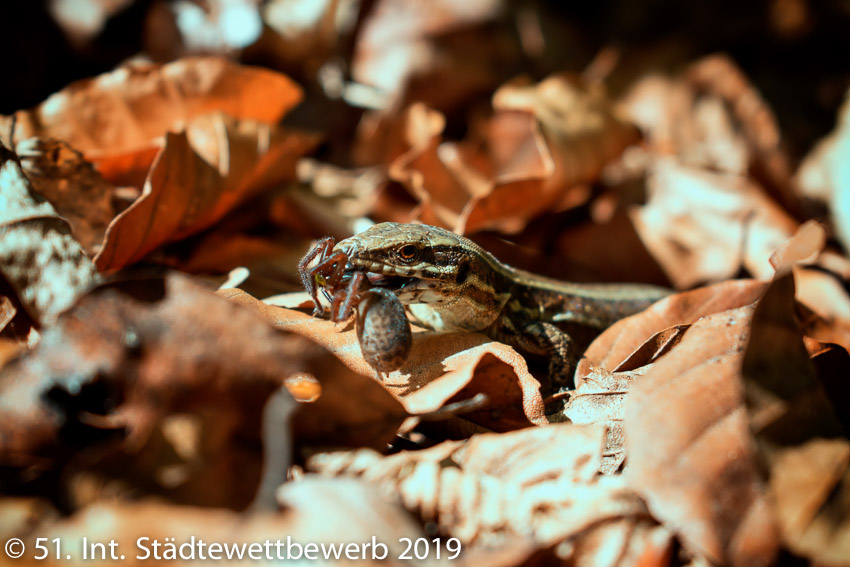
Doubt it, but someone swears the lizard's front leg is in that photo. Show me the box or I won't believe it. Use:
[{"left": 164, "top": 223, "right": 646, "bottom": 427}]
[
  {"left": 522, "top": 321, "right": 577, "bottom": 393},
  {"left": 491, "top": 317, "right": 577, "bottom": 393}
]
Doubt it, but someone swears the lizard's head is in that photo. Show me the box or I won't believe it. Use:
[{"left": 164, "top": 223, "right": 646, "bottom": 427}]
[{"left": 334, "top": 222, "right": 473, "bottom": 304}]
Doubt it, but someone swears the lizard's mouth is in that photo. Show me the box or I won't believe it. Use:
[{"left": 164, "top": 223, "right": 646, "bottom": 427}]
[{"left": 363, "top": 272, "right": 415, "bottom": 290}]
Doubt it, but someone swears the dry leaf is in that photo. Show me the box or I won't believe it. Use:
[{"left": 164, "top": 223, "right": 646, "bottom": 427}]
[
  {"left": 15, "top": 137, "right": 118, "bottom": 254},
  {"left": 631, "top": 158, "right": 799, "bottom": 287},
  {"left": 0, "top": 273, "right": 395, "bottom": 491},
  {"left": 310, "top": 423, "right": 648, "bottom": 547},
  {"left": 2, "top": 57, "right": 302, "bottom": 159},
  {"left": 387, "top": 75, "right": 640, "bottom": 234},
  {"left": 94, "top": 115, "right": 319, "bottom": 270},
  {"left": 0, "top": 142, "right": 98, "bottom": 326},
  {"left": 463, "top": 74, "right": 640, "bottom": 234},
  {"left": 624, "top": 304, "right": 780, "bottom": 567},
  {"left": 352, "top": 0, "right": 507, "bottom": 108},
  {"left": 578, "top": 279, "right": 767, "bottom": 377}
]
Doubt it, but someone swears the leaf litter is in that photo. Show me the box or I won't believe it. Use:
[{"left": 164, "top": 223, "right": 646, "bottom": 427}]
[{"left": 1, "top": 2, "right": 850, "bottom": 566}]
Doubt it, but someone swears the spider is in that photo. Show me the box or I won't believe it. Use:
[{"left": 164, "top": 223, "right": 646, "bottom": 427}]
[
  {"left": 298, "top": 236, "right": 366, "bottom": 322},
  {"left": 298, "top": 236, "right": 412, "bottom": 374}
]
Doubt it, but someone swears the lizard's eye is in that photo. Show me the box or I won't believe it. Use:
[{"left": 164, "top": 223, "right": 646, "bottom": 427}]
[{"left": 397, "top": 244, "right": 417, "bottom": 261}]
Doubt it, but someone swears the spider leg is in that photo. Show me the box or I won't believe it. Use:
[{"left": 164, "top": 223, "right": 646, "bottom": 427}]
[
  {"left": 298, "top": 237, "right": 335, "bottom": 310},
  {"left": 331, "top": 271, "right": 366, "bottom": 322},
  {"left": 306, "top": 251, "right": 349, "bottom": 316}
]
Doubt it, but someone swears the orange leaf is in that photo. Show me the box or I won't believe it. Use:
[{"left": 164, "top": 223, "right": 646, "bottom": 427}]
[
  {"left": 4, "top": 57, "right": 302, "bottom": 158},
  {"left": 94, "top": 115, "right": 319, "bottom": 270}
]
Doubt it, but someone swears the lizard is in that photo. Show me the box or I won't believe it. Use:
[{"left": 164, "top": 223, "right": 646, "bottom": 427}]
[{"left": 330, "top": 222, "right": 672, "bottom": 390}]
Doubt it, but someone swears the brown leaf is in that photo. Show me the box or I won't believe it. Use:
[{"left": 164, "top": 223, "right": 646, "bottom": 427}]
[
  {"left": 94, "top": 115, "right": 319, "bottom": 270},
  {"left": 562, "top": 366, "right": 645, "bottom": 474},
  {"left": 742, "top": 270, "right": 844, "bottom": 442},
  {"left": 221, "top": 289, "right": 547, "bottom": 430},
  {"left": 310, "top": 423, "right": 647, "bottom": 546},
  {"left": 387, "top": 76, "right": 640, "bottom": 234},
  {"left": 15, "top": 137, "right": 118, "bottom": 254},
  {"left": 579, "top": 279, "right": 767, "bottom": 377},
  {"left": 351, "top": 0, "right": 508, "bottom": 109},
  {"left": 623, "top": 304, "right": 781, "bottom": 567},
  {"left": 2, "top": 57, "right": 302, "bottom": 159},
  {"left": 0, "top": 273, "right": 400, "bottom": 494},
  {"left": 463, "top": 74, "right": 640, "bottom": 234},
  {"left": 768, "top": 219, "right": 826, "bottom": 271},
  {"left": 0, "top": 142, "right": 98, "bottom": 325},
  {"left": 630, "top": 158, "right": 799, "bottom": 287}
]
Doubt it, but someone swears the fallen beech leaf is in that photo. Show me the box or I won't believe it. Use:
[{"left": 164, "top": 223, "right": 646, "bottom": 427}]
[
  {"left": 624, "top": 304, "right": 781, "bottom": 567},
  {"left": 94, "top": 115, "right": 319, "bottom": 270},
  {"left": 631, "top": 158, "right": 799, "bottom": 287},
  {"left": 742, "top": 272, "right": 850, "bottom": 564},
  {"left": 310, "top": 424, "right": 647, "bottom": 546},
  {"left": 685, "top": 55, "right": 798, "bottom": 214},
  {"left": 795, "top": 266, "right": 850, "bottom": 352},
  {"left": 796, "top": 87, "right": 850, "bottom": 253},
  {"left": 220, "top": 288, "right": 546, "bottom": 429},
  {"left": 578, "top": 279, "right": 767, "bottom": 377},
  {"left": 2, "top": 57, "right": 302, "bottom": 159},
  {"left": 0, "top": 142, "right": 99, "bottom": 325},
  {"left": 15, "top": 137, "right": 118, "bottom": 254}
]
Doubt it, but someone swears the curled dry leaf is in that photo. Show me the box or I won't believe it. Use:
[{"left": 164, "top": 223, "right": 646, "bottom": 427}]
[
  {"left": 387, "top": 75, "right": 640, "bottom": 234},
  {"left": 624, "top": 304, "right": 781, "bottom": 567},
  {"left": 94, "top": 115, "right": 320, "bottom": 271},
  {"left": 2, "top": 56, "right": 302, "bottom": 160},
  {"left": 310, "top": 423, "right": 648, "bottom": 548},
  {"left": 578, "top": 279, "right": 767, "bottom": 377},
  {"left": 685, "top": 54, "right": 797, "bottom": 212},
  {"left": 221, "top": 289, "right": 547, "bottom": 430},
  {"left": 463, "top": 74, "right": 641, "bottom": 234},
  {"left": 0, "top": 142, "right": 98, "bottom": 326}
]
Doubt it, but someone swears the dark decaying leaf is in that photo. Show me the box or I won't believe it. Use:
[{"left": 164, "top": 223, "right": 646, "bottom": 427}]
[
  {"left": 15, "top": 137, "right": 118, "bottom": 255},
  {"left": 0, "top": 272, "right": 406, "bottom": 504},
  {"left": 743, "top": 270, "right": 850, "bottom": 565}
]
